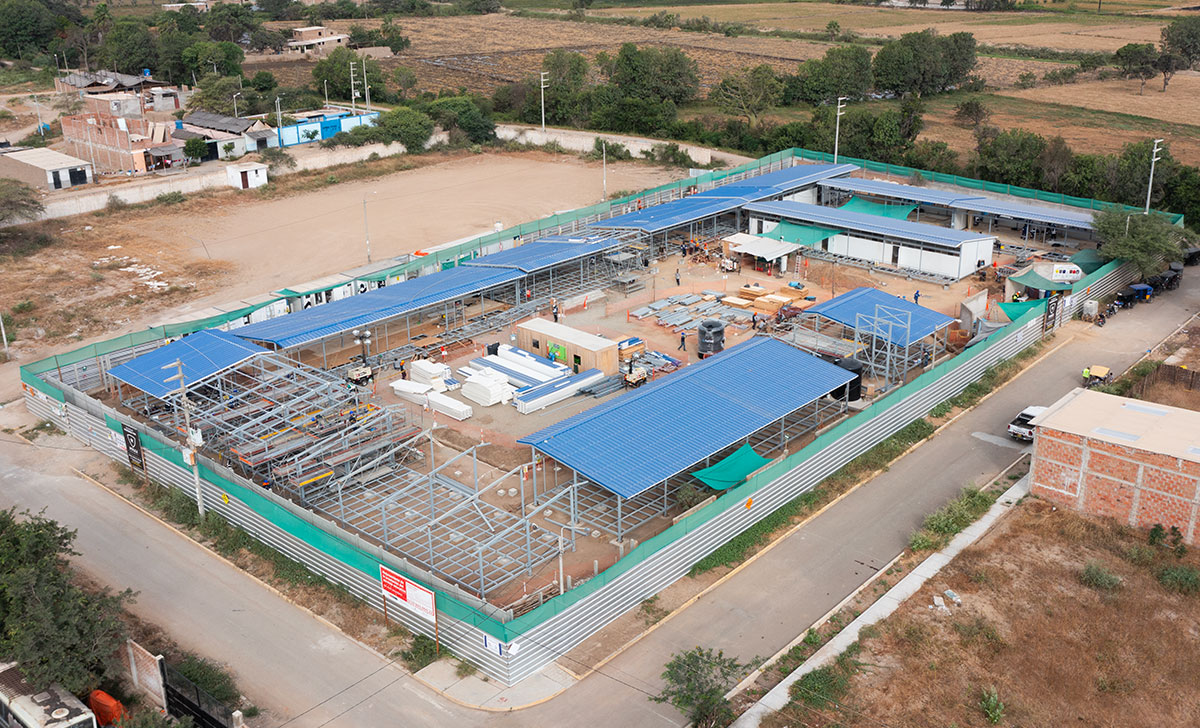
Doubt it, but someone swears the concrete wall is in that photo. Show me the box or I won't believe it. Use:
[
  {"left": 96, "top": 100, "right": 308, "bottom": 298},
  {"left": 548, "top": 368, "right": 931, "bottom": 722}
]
[
  {"left": 1032, "top": 426, "right": 1200, "bottom": 542},
  {"left": 494, "top": 125, "right": 719, "bottom": 166}
]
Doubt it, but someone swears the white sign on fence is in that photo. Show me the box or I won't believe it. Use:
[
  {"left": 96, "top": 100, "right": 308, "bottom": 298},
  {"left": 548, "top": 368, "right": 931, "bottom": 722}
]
[{"left": 380, "top": 565, "right": 436, "bottom": 622}]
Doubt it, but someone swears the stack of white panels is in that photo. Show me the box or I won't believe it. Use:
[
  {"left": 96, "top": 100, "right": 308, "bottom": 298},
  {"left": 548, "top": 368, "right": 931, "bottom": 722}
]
[
  {"left": 514, "top": 369, "right": 604, "bottom": 414},
  {"left": 497, "top": 345, "right": 569, "bottom": 379},
  {"left": 461, "top": 370, "right": 514, "bottom": 407},
  {"left": 389, "top": 378, "right": 433, "bottom": 405},
  {"left": 427, "top": 391, "right": 473, "bottom": 420},
  {"left": 411, "top": 360, "right": 451, "bottom": 392},
  {"left": 481, "top": 355, "right": 556, "bottom": 387}
]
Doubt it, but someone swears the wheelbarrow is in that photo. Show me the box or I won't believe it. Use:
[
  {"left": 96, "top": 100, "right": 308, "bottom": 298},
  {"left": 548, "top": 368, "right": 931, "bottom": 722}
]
[{"left": 1084, "top": 365, "right": 1112, "bottom": 388}]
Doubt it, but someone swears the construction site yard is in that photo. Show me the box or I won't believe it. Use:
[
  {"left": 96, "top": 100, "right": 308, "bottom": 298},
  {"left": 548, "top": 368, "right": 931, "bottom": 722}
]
[{"left": 766, "top": 499, "right": 1200, "bottom": 727}]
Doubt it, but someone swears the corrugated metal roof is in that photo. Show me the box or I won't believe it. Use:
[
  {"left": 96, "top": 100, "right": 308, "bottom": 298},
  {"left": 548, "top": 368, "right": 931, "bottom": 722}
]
[
  {"left": 234, "top": 266, "right": 523, "bottom": 349},
  {"left": 183, "top": 111, "right": 254, "bottom": 135},
  {"left": 519, "top": 337, "right": 854, "bottom": 499},
  {"left": 3, "top": 147, "right": 91, "bottom": 170},
  {"left": 807, "top": 287, "right": 955, "bottom": 346},
  {"left": 743, "top": 200, "right": 994, "bottom": 249},
  {"left": 463, "top": 234, "right": 624, "bottom": 273},
  {"left": 592, "top": 163, "right": 858, "bottom": 234},
  {"left": 953, "top": 197, "right": 1095, "bottom": 230},
  {"left": 819, "top": 178, "right": 985, "bottom": 207},
  {"left": 109, "top": 330, "right": 268, "bottom": 399}
]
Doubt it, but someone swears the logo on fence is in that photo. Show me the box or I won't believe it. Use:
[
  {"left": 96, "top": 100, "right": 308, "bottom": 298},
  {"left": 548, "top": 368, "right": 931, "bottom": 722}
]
[{"left": 122, "top": 423, "right": 145, "bottom": 471}]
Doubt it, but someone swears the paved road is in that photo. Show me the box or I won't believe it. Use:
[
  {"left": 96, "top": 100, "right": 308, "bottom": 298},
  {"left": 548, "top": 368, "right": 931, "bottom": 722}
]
[{"left": 1, "top": 278, "right": 1195, "bottom": 727}]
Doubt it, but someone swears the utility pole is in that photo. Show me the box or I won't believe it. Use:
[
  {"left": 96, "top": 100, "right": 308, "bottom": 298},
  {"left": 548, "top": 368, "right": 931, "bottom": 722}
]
[
  {"left": 31, "top": 96, "right": 43, "bottom": 136},
  {"left": 349, "top": 62, "right": 358, "bottom": 114},
  {"left": 1144, "top": 138, "right": 1163, "bottom": 214},
  {"left": 362, "top": 60, "right": 371, "bottom": 112},
  {"left": 275, "top": 96, "right": 283, "bottom": 147},
  {"left": 324, "top": 79, "right": 329, "bottom": 108},
  {"left": 0, "top": 310, "right": 9, "bottom": 359},
  {"left": 232, "top": 92, "right": 241, "bottom": 119},
  {"left": 833, "top": 96, "right": 847, "bottom": 164},
  {"left": 163, "top": 360, "right": 205, "bottom": 519},
  {"left": 602, "top": 140, "right": 607, "bottom": 200},
  {"left": 539, "top": 71, "right": 549, "bottom": 133},
  {"left": 362, "top": 191, "right": 376, "bottom": 262}
]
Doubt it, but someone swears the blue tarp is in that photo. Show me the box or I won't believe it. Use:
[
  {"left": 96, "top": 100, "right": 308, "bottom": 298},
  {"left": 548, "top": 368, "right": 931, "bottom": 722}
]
[
  {"left": 519, "top": 338, "right": 854, "bottom": 499},
  {"left": 808, "top": 287, "right": 955, "bottom": 347},
  {"left": 109, "top": 330, "right": 268, "bottom": 399},
  {"left": 235, "top": 266, "right": 523, "bottom": 349},
  {"left": 592, "top": 163, "right": 857, "bottom": 234}
]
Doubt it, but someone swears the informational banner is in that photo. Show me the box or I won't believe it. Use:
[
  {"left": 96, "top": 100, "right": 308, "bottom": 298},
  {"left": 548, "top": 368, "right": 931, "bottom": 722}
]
[
  {"left": 122, "top": 423, "right": 145, "bottom": 471},
  {"left": 380, "top": 565, "right": 436, "bottom": 622},
  {"left": 1050, "top": 263, "right": 1084, "bottom": 282}
]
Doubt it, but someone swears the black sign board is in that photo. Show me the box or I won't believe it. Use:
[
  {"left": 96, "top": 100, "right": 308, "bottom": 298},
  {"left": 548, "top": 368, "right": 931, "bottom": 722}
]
[{"left": 122, "top": 423, "right": 145, "bottom": 471}]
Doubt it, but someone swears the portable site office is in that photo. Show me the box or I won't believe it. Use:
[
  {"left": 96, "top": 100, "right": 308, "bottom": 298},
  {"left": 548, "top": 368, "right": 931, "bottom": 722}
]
[{"left": 516, "top": 317, "right": 619, "bottom": 375}]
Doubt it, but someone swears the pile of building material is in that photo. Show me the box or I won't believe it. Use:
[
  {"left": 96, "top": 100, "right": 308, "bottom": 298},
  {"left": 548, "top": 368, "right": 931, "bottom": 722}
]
[
  {"left": 427, "top": 391, "right": 473, "bottom": 420},
  {"left": 579, "top": 375, "right": 625, "bottom": 398},
  {"left": 411, "top": 360, "right": 452, "bottom": 392},
  {"left": 513, "top": 369, "right": 604, "bottom": 414},
  {"left": 390, "top": 378, "right": 433, "bottom": 404},
  {"left": 496, "top": 344, "right": 569, "bottom": 378},
  {"left": 461, "top": 369, "right": 515, "bottom": 407}
]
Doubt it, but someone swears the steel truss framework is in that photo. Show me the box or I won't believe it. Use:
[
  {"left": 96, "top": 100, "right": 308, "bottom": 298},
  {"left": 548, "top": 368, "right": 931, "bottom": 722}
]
[
  {"left": 789, "top": 307, "right": 948, "bottom": 390},
  {"left": 529, "top": 389, "right": 847, "bottom": 541},
  {"left": 114, "top": 352, "right": 563, "bottom": 600}
]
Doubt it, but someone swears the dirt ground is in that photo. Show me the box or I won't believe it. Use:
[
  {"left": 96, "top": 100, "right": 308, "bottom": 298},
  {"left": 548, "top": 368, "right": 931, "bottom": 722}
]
[
  {"left": 997, "top": 72, "right": 1200, "bottom": 126},
  {"left": 252, "top": 14, "right": 1065, "bottom": 96},
  {"left": 768, "top": 499, "right": 1200, "bottom": 727},
  {"left": 591, "top": 3, "right": 1169, "bottom": 52},
  {"left": 0, "top": 150, "right": 682, "bottom": 394}
]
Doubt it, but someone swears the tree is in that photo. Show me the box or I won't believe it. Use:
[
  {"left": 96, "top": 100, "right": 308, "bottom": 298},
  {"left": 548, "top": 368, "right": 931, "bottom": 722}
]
[
  {"left": 527, "top": 50, "right": 591, "bottom": 126},
  {"left": 1154, "top": 50, "right": 1187, "bottom": 91},
  {"left": 975, "top": 129, "right": 1047, "bottom": 187},
  {"left": 163, "top": 5, "right": 203, "bottom": 34},
  {"left": 609, "top": 44, "right": 699, "bottom": 105},
  {"left": 250, "top": 70, "right": 277, "bottom": 92},
  {"left": 710, "top": 64, "right": 781, "bottom": 127},
  {"left": 0, "top": 0, "right": 56, "bottom": 56},
  {"left": 188, "top": 73, "right": 241, "bottom": 115},
  {"left": 181, "top": 40, "right": 244, "bottom": 78},
  {"left": 873, "top": 30, "right": 976, "bottom": 97},
  {"left": 652, "top": 647, "right": 747, "bottom": 728},
  {"left": 872, "top": 40, "right": 920, "bottom": 97},
  {"left": 247, "top": 27, "right": 288, "bottom": 53},
  {"left": 425, "top": 96, "right": 494, "bottom": 143},
  {"left": 825, "top": 20, "right": 840, "bottom": 41},
  {"left": 1093, "top": 206, "right": 1184, "bottom": 276},
  {"left": 456, "top": 0, "right": 500, "bottom": 13},
  {"left": 0, "top": 509, "right": 131, "bottom": 694},
  {"left": 312, "top": 47, "right": 384, "bottom": 101},
  {"left": 99, "top": 20, "right": 157, "bottom": 75},
  {"left": 0, "top": 179, "right": 43, "bottom": 225},
  {"left": 391, "top": 66, "right": 417, "bottom": 100},
  {"left": 1114, "top": 43, "right": 1158, "bottom": 94},
  {"left": 205, "top": 2, "right": 259, "bottom": 43},
  {"left": 1039, "top": 135, "right": 1073, "bottom": 192},
  {"left": 376, "top": 105, "right": 434, "bottom": 150},
  {"left": 157, "top": 29, "right": 204, "bottom": 84},
  {"left": 1161, "top": 16, "right": 1200, "bottom": 67},
  {"left": 183, "top": 136, "right": 208, "bottom": 162},
  {"left": 1110, "top": 138, "right": 1179, "bottom": 209},
  {"left": 898, "top": 95, "right": 924, "bottom": 141},
  {"left": 954, "top": 97, "right": 990, "bottom": 127},
  {"left": 904, "top": 140, "right": 959, "bottom": 173},
  {"left": 786, "top": 45, "right": 872, "bottom": 105},
  {"left": 257, "top": 0, "right": 299, "bottom": 20}
]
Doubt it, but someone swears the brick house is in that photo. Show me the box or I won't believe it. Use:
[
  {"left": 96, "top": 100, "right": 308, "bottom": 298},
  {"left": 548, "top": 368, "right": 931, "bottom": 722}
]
[
  {"left": 1030, "top": 388, "right": 1200, "bottom": 542},
  {"left": 287, "top": 26, "right": 350, "bottom": 55}
]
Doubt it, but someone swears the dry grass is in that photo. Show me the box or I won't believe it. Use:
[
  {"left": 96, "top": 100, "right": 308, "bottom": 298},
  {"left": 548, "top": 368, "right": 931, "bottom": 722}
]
[
  {"left": 997, "top": 73, "right": 1200, "bottom": 127},
  {"left": 769, "top": 500, "right": 1200, "bottom": 727}
]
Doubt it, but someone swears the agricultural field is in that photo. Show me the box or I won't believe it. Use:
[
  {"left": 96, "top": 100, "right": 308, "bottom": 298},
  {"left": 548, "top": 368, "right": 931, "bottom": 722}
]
[
  {"left": 253, "top": 14, "right": 1064, "bottom": 96},
  {"left": 997, "top": 72, "right": 1200, "bottom": 125},
  {"left": 589, "top": 2, "right": 1172, "bottom": 52}
]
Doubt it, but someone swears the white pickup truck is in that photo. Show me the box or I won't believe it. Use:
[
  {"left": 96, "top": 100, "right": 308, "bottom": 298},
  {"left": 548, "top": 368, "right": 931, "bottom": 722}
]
[{"left": 1007, "top": 406, "right": 1047, "bottom": 441}]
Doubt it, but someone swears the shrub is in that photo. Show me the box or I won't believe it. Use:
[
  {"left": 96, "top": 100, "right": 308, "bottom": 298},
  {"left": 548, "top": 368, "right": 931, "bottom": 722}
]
[
  {"left": 1014, "top": 72, "right": 1038, "bottom": 89},
  {"left": 1123, "top": 544, "right": 1156, "bottom": 566},
  {"left": 174, "top": 654, "right": 239, "bottom": 705},
  {"left": 12, "top": 300, "right": 34, "bottom": 314},
  {"left": 1080, "top": 561, "right": 1122, "bottom": 591},
  {"left": 455, "top": 661, "right": 478, "bottom": 678},
  {"left": 790, "top": 664, "right": 849, "bottom": 709},
  {"left": 155, "top": 191, "right": 186, "bottom": 205},
  {"left": 909, "top": 530, "right": 937, "bottom": 551},
  {"left": 979, "top": 686, "right": 1005, "bottom": 724},
  {"left": 400, "top": 634, "right": 441, "bottom": 672},
  {"left": 106, "top": 195, "right": 129, "bottom": 212},
  {"left": 1158, "top": 564, "right": 1200, "bottom": 594},
  {"left": 259, "top": 147, "right": 296, "bottom": 173}
]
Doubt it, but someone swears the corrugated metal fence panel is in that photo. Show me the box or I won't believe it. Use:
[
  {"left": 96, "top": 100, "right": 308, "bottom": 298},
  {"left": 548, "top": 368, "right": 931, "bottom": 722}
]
[{"left": 504, "top": 315, "right": 1044, "bottom": 682}]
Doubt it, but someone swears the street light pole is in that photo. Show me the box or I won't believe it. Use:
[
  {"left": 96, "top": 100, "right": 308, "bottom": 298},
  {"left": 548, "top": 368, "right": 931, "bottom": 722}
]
[
  {"left": 362, "top": 191, "right": 376, "bottom": 263},
  {"left": 163, "top": 360, "right": 205, "bottom": 519},
  {"left": 539, "top": 71, "right": 549, "bottom": 133},
  {"left": 833, "top": 96, "right": 847, "bottom": 164},
  {"left": 1144, "top": 138, "right": 1163, "bottom": 214},
  {"left": 232, "top": 92, "right": 242, "bottom": 119}
]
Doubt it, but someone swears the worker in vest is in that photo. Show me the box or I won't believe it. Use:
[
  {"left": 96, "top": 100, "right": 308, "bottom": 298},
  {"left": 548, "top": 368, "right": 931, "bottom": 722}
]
[
  {"left": 1082, "top": 366, "right": 1090, "bottom": 384},
  {"left": 1012, "top": 291, "right": 1021, "bottom": 303}
]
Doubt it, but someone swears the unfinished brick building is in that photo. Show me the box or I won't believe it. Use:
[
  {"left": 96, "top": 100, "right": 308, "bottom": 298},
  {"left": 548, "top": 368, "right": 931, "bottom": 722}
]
[
  {"left": 60, "top": 113, "right": 181, "bottom": 173},
  {"left": 1031, "top": 388, "right": 1200, "bottom": 542}
]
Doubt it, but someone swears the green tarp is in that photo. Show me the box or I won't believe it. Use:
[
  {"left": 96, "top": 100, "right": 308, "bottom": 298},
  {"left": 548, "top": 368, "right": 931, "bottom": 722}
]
[
  {"left": 1009, "top": 269, "right": 1074, "bottom": 292},
  {"left": 1070, "top": 248, "right": 1106, "bottom": 274},
  {"left": 768, "top": 220, "right": 839, "bottom": 247},
  {"left": 839, "top": 197, "right": 916, "bottom": 220},
  {"left": 997, "top": 298, "right": 1047, "bottom": 321},
  {"left": 692, "top": 443, "right": 773, "bottom": 490}
]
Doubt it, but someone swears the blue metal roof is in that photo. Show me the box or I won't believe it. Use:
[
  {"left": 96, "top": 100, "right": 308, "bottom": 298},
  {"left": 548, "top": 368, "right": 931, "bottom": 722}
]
[
  {"left": 593, "top": 163, "right": 858, "bottom": 234},
  {"left": 743, "top": 200, "right": 994, "bottom": 249},
  {"left": 463, "top": 234, "right": 623, "bottom": 274},
  {"left": 109, "top": 330, "right": 268, "bottom": 399},
  {"left": 519, "top": 337, "right": 854, "bottom": 499},
  {"left": 818, "top": 178, "right": 985, "bottom": 207},
  {"left": 234, "top": 265, "right": 523, "bottom": 349},
  {"left": 951, "top": 197, "right": 1095, "bottom": 230},
  {"left": 807, "top": 287, "right": 955, "bottom": 346}
]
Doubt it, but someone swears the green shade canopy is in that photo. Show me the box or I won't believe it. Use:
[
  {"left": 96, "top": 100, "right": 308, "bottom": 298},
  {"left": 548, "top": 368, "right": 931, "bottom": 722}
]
[
  {"left": 1069, "top": 248, "right": 1106, "bottom": 274},
  {"left": 692, "top": 443, "right": 773, "bottom": 490},
  {"left": 838, "top": 196, "right": 916, "bottom": 220},
  {"left": 1009, "top": 269, "right": 1074, "bottom": 292},
  {"left": 997, "top": 298, "right": 1047, "bottom": 321},
  {"left": 767, "top": 220, "right": 840, "bottom": 247}
]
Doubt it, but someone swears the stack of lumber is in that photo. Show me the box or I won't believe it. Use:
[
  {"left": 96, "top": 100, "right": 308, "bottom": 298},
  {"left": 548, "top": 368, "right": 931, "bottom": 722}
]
[
  {"left": 389, "top": 379, "right": 433, "bottom": 405},
  {"left": 410, "top": 360, "right": 451, "bottom": 392},
  {"left": 427, "top": 391, "right": 473, "bottom": 420},
  {"left": 461, "top": 370, "right": 515, "bottom": 407},
  {"left": 723, "top": 296, "right": 753, "bottom": 309},
  {"left": 775, "top": 286, "right": 807, "bottom": 301},
  {"left": 739, "top": 283, "right": 769, "bottom": 299},
  {"left": 752, "top": 294, "right": 792, "bottom": 315},
  {"left": 618, "top": 337, "right": 646, "bottom": 361}
]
